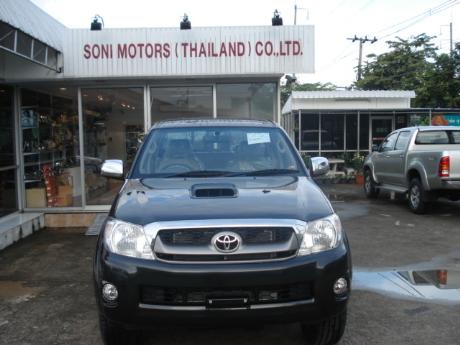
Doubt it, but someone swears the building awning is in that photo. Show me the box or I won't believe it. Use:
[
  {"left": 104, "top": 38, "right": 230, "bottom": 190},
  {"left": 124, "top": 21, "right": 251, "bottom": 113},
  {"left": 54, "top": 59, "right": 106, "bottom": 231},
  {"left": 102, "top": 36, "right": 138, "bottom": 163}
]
[{"left": 282, "top": 90, "right": 416, "bottom": 113}]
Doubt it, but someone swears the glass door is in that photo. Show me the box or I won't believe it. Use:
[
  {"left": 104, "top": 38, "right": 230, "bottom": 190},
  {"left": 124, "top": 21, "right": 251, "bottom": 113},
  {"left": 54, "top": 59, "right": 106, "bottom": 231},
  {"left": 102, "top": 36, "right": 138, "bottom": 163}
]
[
  {"left": 371, "top": 116, "right": 394, "bottom": 148},
  {"left": 82, "top": 88, "right": 144, "bottom": 206},
  {"left": 0, "top": 86, "right": 18, "bottom": 217}
]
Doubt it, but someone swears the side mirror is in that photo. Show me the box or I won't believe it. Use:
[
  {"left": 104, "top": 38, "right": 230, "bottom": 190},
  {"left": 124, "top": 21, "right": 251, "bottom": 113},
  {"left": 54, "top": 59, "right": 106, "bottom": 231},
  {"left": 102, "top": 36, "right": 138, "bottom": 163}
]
[
  {"left": 310, "top": 157, "right": 330, "bottom": 177},
  {"left": 372, "top": 144, "right": 379, "bottom": 152},
  {"left": 101, "top": 159, "right": 124, "bottom": 179}
]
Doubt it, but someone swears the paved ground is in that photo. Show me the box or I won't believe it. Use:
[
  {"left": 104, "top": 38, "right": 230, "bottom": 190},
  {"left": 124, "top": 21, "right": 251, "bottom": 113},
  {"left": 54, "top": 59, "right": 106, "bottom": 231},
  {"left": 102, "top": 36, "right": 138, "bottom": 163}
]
[{"left": 1, "top": 184, "right": 460, "bottom": 345}]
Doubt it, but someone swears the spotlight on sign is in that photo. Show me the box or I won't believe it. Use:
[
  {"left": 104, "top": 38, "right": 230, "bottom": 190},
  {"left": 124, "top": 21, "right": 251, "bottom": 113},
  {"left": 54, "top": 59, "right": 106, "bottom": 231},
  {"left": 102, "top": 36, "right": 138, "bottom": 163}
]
[
  {"left": 90, "top": 15, "right": 104, "bottom": 31},
  {"left": 272, "top": 10, "right": 283, "bottom": 26},
  {"left": 180, "top": 14, "right": 191, "bottom": 30}
]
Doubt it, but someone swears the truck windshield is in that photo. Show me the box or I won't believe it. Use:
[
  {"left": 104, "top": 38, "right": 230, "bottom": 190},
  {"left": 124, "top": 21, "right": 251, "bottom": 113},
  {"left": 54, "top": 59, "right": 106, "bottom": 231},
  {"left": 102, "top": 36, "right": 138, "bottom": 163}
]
[{"left": 132, "top": 126, "right": 302, "bottom": 178}]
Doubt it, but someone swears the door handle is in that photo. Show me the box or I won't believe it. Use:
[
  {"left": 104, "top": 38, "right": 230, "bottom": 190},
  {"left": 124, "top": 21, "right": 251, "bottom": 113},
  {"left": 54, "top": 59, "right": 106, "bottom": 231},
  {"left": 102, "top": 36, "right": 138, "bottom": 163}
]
[
  {"left": 399, "top": 154, "right": 404, "bottom": 158},
  {"left": 384, "top": 155, "right": 390, "bottom": 158}
]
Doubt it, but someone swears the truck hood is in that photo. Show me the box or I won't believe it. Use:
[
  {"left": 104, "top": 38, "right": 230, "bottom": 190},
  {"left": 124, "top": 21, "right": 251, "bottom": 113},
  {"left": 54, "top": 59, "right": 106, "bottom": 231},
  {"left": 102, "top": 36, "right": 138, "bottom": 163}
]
[{"left": 112, "top": 176, "right": 333, "bottom": 226}]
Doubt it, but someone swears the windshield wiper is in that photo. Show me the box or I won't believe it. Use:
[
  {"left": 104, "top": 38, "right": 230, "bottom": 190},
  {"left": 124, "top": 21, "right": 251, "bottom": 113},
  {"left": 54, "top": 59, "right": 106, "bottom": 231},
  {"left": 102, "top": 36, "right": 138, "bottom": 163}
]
[
  {"left": 229, "top": 168, "right": 299, "bottom": 177},
  {"left": 165, "top": 170, "right": 234, "bottom": 178}
]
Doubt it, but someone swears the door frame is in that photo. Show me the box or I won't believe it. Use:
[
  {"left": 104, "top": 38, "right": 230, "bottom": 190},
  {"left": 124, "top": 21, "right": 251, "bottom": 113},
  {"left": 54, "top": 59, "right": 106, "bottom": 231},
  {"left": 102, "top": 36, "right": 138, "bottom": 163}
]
[{"left": 369, "top": 115, "right": 394, "bottom": 149}]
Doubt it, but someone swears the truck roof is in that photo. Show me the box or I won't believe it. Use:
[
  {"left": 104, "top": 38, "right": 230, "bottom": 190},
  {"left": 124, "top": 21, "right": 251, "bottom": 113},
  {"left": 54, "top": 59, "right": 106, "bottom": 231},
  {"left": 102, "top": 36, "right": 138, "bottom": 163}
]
[
  {"left": 152, "top": 118, "right": 277, "bottom": 129},
  {"left": 401, "top": 126, "right": 460, "bottom": 131}
]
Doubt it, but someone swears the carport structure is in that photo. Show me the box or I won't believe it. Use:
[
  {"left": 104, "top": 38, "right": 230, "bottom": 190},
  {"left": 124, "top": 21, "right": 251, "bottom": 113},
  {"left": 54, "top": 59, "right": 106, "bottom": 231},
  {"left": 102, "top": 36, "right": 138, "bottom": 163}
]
[{"left": 280, "top": 90, "right": 460, "bottom": 157}]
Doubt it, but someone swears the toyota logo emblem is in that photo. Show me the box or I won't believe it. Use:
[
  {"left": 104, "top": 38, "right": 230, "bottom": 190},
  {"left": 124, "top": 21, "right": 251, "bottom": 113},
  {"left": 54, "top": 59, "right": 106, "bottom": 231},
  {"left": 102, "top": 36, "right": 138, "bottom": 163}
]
[{"left": 212, "top": 232, "right": 241, "bottom": 253}]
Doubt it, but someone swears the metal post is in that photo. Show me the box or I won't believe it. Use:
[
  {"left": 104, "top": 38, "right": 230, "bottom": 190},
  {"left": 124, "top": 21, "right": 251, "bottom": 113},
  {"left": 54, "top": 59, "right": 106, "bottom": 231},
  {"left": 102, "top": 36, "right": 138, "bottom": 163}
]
[
  {"left": 298, "top": 110, "right": 301, "bottom": 150},
  {"left": 213, "top": 84, "right": 217, "bottom": 118},
  {"left": 357, "top": 111, "right": 360, "bottom": 154},
  {"left": 318, "top": 112, "right": 322, "bottom": 155},
  {"left": 78, "top": 88, "right": 86, "bottom": 209},
  {"left": 14, "top": 86, "right": 24, "bottom": 211}
]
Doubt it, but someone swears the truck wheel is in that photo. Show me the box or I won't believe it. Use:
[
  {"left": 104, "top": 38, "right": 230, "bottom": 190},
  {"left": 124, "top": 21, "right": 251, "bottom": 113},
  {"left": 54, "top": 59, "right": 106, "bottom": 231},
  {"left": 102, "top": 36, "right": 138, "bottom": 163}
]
[
  {"left": 301, "top": 310, "right": 347, "bottom": 345},
  {"left": 99, "top": 314, "right": 137, "bottom": 345},
  {"left": 408, "top": 178, "right": 429, "bottom": 214},
  {"left": 364, "top": 170, "right": 379, "bottom": 199}
]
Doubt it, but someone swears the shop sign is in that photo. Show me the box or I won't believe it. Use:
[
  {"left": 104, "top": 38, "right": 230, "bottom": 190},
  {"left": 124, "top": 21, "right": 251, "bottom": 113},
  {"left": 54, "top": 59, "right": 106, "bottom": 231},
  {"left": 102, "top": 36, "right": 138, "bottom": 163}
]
[
  {"left": 431, "top": 114, "right": 460, "bottom": 126},
  {"left": 63, "top": 26, "right": 314, "bottom": 77}
]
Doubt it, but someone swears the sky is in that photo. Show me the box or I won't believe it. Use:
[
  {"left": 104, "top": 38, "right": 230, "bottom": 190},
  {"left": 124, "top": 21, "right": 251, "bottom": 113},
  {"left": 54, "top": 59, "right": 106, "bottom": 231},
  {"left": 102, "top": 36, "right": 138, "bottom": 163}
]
[{"left": 31, "top": 0, "right": 460, "bottom": 87}]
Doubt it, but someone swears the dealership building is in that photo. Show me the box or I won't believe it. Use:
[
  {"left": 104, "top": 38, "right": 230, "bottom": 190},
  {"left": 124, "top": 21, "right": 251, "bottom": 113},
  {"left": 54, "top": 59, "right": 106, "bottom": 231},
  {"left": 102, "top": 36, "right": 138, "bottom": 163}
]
[{"left": 0, "top": 0, "right": 315, "bottom": 235}]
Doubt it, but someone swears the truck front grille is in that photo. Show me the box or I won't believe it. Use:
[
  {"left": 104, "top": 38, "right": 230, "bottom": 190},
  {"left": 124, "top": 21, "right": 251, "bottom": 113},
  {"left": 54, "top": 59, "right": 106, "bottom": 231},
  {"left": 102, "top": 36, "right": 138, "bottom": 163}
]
[
  {"left": 148, "top": 220, "right": 303, "bottom": 263},
  {"left": 158, "top": 227, "right": 293, "bottom": 246},
  {"left": 140, "top": 282, "right": 312, "bottom": 306},
  {"left": 155, "top": 250, "right": 297, "bottom": 262}
]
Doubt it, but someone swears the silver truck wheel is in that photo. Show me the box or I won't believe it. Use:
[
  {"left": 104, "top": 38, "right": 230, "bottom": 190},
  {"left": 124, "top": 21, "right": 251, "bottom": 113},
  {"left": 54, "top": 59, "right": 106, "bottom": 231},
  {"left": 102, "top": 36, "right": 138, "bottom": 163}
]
[
  {"left": 364, "top": 170, "right": 379, "bottom": 199},
  {"left": 408, "top": 178, "right": 428, "bottom": 214}
]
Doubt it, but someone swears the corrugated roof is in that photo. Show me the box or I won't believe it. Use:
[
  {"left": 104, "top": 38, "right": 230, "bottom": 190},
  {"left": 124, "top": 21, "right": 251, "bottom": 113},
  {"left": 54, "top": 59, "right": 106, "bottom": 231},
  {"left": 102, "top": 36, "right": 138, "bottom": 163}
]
[
  {"left": 291, "top": 90, "right": 416, "bottom": 99},
  {"left": 0, "top": 0, "right": 65, "bottom": 51}
]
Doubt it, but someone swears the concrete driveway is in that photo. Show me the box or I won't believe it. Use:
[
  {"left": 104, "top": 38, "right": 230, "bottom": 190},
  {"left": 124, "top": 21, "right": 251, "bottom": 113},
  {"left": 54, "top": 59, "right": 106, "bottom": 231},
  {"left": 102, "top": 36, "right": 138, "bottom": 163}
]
[{"left": 0, "top": 185, "right": 459, "bottom": 345}]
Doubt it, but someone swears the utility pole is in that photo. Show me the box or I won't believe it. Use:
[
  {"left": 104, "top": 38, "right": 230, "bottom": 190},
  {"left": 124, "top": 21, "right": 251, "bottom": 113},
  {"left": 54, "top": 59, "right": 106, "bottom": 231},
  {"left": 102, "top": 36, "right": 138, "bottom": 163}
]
[
  {"left": 347, "top": 35, "right": 377, "bottom": 81},
  {"left": 293, "top": 3, "right": 308, "bottom": 80},
  {"left": 450, "top": 22, "right": 453, "bottom": 55}
]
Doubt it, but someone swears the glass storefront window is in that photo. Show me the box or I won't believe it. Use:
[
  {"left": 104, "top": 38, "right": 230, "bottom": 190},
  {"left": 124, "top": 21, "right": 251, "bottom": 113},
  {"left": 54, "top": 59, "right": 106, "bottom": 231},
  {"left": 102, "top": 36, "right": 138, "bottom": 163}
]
[
  {"left": 359, "top": 113, "right": 370, "bottom": 150},
  {"left": 17, "top": 31, "right": 32, "bottom": 58},
  {"left": 300, "top": 113, "right": 319, "bottom": 151},
  {"left": 321, "top": 114, "right": 344, "bottom": 151},
  {"left": 0, "top": 86, "right": 17, "bottom": 216},
  {"left": 0, "top": 22, "right": 15, "bottom": 50},
  {"left": 346, "top": 114, "right": 358, "bottom": 150},
  {"left": 216, "top": 83, "right": 276, "bottom": 120},
  {"left": 151, "top": 87, "right": 213, "bottom": 124},
  {"left": 21, "top": 87, "right": 81, "bottom": 208},
  {"left": 83, "top": 88, "right": 144, "bottom": 205}
]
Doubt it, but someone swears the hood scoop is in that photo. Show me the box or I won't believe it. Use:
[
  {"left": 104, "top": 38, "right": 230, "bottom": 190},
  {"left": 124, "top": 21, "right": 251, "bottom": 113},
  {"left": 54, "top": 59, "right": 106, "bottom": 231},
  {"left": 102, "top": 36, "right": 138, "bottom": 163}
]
[{"left": 191, "top": 183, "right": 238, "bottom": 198}]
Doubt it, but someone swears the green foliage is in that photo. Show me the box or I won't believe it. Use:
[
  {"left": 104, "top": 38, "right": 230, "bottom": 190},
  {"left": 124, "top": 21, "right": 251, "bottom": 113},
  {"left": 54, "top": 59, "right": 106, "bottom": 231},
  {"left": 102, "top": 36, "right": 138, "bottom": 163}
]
[
  {"left": 348, "top": 153, "right": 366, "bottom": 174},
  {"left": 281, "top": 82, "right": 336, "bottom": 107},
  {"left": 355, "top": 34, "right": 460, "bottom": 108}
]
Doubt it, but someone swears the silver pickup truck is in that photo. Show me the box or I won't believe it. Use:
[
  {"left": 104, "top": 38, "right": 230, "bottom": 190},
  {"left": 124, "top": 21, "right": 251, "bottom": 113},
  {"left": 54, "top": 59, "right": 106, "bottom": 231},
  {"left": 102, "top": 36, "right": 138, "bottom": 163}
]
[{"left": 363, "top": 126, "right": 460, "bottom": 213}]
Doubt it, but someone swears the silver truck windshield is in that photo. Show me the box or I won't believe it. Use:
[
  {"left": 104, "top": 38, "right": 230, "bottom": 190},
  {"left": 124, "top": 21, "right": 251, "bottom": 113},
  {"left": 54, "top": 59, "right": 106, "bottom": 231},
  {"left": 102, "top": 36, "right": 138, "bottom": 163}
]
[{"left": 132, "top": 126, "right": 301, "bottom": 177}]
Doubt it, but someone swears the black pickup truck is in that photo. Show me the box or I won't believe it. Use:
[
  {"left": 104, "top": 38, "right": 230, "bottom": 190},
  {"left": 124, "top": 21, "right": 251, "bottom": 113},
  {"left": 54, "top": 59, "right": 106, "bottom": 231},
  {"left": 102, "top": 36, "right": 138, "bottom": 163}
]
[{"left": 93, "top": 119, "right": 351, "bottom": 345}]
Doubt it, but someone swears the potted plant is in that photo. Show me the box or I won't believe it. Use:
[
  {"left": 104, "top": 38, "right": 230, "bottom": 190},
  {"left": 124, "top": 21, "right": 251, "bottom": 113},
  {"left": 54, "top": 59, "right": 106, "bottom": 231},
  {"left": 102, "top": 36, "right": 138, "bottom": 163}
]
[{"left": 350, "top": 153, "right": 365, "bottom": 185}]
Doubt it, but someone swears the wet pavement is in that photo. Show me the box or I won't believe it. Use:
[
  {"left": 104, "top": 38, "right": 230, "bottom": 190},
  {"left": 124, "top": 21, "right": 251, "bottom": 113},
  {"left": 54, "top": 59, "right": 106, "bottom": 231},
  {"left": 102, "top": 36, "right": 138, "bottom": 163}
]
[{"left": 1, "top": 184, "right": 460, "bottom": 344}]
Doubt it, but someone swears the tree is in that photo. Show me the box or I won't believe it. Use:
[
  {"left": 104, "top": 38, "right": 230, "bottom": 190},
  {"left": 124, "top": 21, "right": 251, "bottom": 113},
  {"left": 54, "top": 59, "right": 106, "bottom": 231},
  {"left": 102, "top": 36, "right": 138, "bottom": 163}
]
[
  {"left": 422, "top": 43, "right": 460, "bottom": 107},
  {"left": 281, "top": 81, "right": 336, "bottom": 107},
  {"left": 355, "top": 33, "right": 460, "bottom": 108}
]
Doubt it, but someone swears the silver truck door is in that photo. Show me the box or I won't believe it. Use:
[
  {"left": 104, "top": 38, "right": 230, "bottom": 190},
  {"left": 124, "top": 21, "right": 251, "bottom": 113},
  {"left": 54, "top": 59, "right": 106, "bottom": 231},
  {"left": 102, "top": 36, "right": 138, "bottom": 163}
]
[
  {"left": 384, "top": 131, "right": 411, "bottom": 186},
  {"left": 374, "top": 132, "right": 399, "bottom": 184}
]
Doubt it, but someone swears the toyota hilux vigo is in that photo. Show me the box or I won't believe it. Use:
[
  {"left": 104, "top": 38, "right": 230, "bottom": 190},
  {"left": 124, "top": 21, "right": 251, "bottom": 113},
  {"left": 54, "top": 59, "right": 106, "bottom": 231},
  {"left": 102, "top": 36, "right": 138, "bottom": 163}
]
[{"left": 94, "top": 119, "right": 352, "bottom": 345}]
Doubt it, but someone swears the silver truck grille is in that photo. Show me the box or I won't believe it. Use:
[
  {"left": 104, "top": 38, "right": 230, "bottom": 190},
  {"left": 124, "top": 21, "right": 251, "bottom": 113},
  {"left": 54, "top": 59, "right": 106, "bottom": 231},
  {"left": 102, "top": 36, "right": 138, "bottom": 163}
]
[
  {"left": 158, "top": 227, "right": 293, "bottom": 246},
  {"left": 144, "top": 219, "right": 304, "bottom": 263}
]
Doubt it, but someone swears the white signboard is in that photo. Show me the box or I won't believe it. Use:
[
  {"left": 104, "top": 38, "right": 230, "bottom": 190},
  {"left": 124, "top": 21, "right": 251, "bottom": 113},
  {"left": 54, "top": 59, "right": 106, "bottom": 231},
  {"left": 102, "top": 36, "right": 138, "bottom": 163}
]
[{"left": 63, "top": 26, "right": 314, "bottom": 78}]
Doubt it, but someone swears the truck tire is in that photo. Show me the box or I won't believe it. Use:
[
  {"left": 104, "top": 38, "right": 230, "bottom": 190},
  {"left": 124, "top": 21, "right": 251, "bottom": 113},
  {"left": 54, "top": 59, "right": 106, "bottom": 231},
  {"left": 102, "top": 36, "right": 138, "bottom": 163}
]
[
  {"left": 99, "top": 314, "right": 137, "bottom": 345},
  {"left": 408, "top": 178, "right": 429, "bottom": 214},
  {"left": 301, "top": 310, "right": 347, "bottom": 345},
  {"left": 364, "top": 170, "right": 379, "bottom": 199}
]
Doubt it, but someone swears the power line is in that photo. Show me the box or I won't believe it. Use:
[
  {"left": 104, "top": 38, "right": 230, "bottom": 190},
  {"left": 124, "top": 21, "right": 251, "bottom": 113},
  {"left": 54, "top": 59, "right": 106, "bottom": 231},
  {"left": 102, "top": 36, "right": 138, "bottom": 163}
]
[
  {"left": 375, "top": 0, "right": 459, "bottom": 40},
  {"left": 373, "top": 0, "right": 456, "bottom": 35}
]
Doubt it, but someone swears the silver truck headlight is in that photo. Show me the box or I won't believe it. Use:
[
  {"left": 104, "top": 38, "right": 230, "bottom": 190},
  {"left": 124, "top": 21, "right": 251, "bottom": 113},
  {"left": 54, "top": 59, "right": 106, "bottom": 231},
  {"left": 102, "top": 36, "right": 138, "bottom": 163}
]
[
  {"left": 104, "top": 219, "right": 154, "bottom": 259},
  {"left": 298, "top": 214, "right": 342, "bottom": 256}
]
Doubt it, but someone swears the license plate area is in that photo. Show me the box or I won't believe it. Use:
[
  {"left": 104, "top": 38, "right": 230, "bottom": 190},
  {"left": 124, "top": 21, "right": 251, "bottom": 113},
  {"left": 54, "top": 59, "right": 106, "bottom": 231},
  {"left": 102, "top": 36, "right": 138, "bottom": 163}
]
[{"left": 206, "top": 294, "right": 250, "bottom": 309}]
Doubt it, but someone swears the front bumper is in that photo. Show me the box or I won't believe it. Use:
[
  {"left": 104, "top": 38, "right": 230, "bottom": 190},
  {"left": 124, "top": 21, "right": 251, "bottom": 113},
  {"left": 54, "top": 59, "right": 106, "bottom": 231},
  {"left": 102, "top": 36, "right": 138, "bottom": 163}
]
[{"left": 94, "top": 240, "right": 351, "bottom": 330}]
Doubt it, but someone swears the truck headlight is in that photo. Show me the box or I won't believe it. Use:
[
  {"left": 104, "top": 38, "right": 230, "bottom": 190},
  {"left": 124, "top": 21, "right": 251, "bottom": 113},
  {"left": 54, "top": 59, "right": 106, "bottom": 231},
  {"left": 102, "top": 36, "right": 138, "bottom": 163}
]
[
  {"left": 104, "top": 219, "right": 154, "bottom": 259},
  {"left": 298, "top": 214, "right": 342, "bottom": 256}
]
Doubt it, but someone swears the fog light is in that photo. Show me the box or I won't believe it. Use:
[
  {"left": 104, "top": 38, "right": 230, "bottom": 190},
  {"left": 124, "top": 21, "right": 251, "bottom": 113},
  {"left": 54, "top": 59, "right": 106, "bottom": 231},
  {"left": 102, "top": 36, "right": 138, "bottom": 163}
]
[
  {"left": 102, "top": 283, "right": 118, "bottom": 302},
  {"left": 333, "top": 278, "right": 348, "bottom": 295}
]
